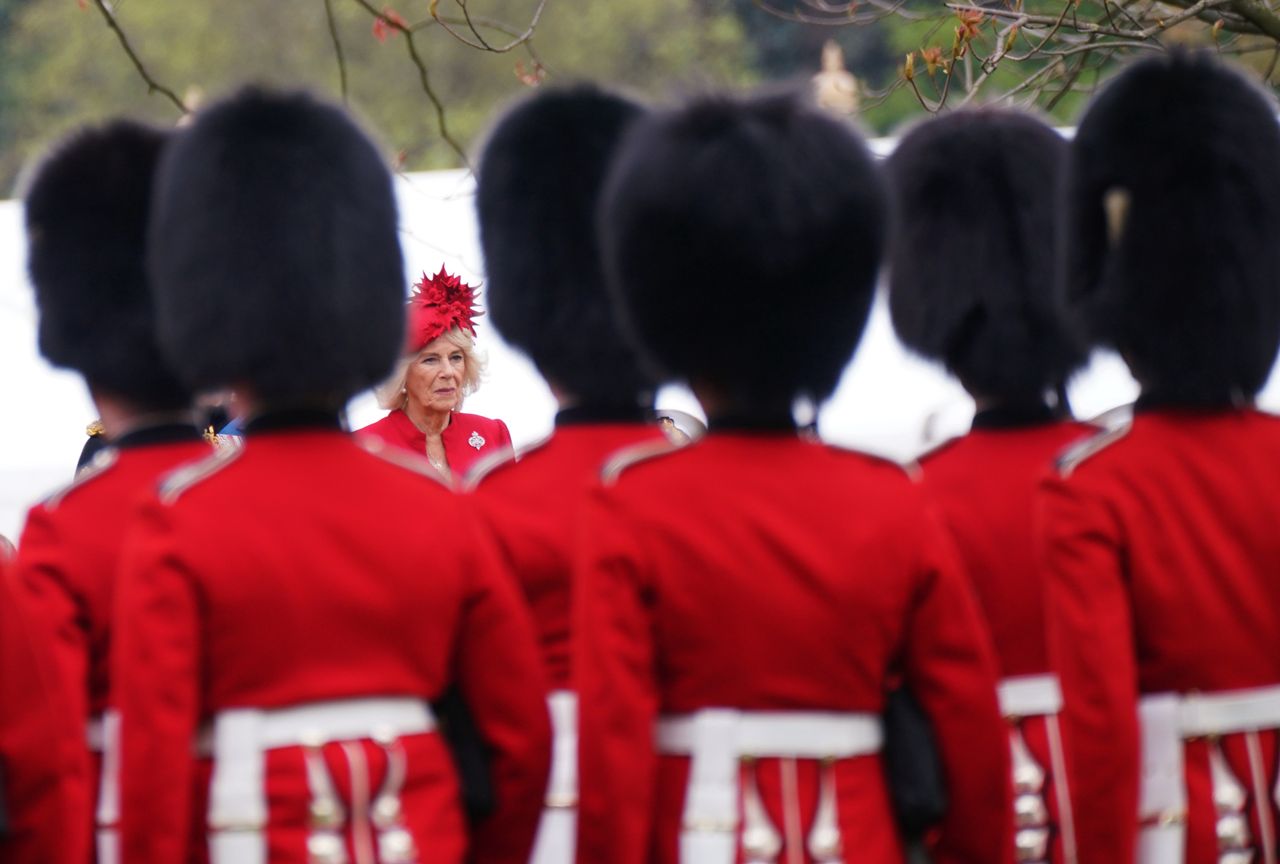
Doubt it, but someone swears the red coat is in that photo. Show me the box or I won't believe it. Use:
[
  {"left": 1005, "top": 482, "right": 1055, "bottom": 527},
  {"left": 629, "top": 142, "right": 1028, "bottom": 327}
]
[
  {"left": 1040, "top": 406, "right": 1280, "bottom": 864},
  {"left": 919, "top": 413, "right": 1094, "bottom": 864},
  {"left": 358, "top": 408, "right": 513, "bottom": 483},
  {"left": 466, "top": 412, "right": 666, "bottom": 689},
  {"left": 0, "top": 543, "right": 91, "bottom": 864},
  {"left": 4, "top": 424, "right": 210, "bottom": 864},
  {"left": 112, "top": 417, "right": 551, "bottom": 863},
  {"left": 574, "top": 430, "right": 1013, "bottom": 864}
]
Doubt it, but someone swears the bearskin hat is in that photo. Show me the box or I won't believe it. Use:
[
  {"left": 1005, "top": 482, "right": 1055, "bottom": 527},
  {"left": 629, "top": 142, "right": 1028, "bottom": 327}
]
[
  {"left": 1062, "top": 51, "right": 1280, "bottom": 402},
  {"left": 599, "top": 90, "right": 887, "bottom": 408},
  {"left": 476, "top": 84, "right": 656, "bottom": 405},
  {"left": 25, "top": 120, "right": 189, "bottom": 408},
  {"left": 148, "top": 87, "right": 404, "bottom": 405},
  {"left": 887, "top": 109, "right": 1085, "bottom": 403}
]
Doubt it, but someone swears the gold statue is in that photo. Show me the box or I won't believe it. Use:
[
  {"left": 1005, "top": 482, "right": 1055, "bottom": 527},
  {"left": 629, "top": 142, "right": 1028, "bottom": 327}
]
[{"left": 812, "top": 40, "right": 860, "bottom": 117}]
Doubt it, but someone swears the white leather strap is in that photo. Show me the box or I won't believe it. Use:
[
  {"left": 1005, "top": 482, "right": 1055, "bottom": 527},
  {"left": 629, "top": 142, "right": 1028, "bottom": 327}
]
[
  {"left": 655, "top": 709, "right": 881, "bottom": 864},
  {"left": 205, "top": 697, "right": 436, "bottom": 864},
  {"left": 998, "top": 674, "right": 1063, "bottom": 720},
  {"left": 86, "top": 714, "right": 106, "bottom": 753},
  {"left": 546, "top": 690, "right": 578, "bottom": 808},
  {"left": 531, "top": 690, "right": 579, "bottom": 864},
  {"left": 1136, "top": 693, "right": 1191, "bottom": 864},
  {"left": 94, "top": 711, "right": 121, "bottom": 864}
]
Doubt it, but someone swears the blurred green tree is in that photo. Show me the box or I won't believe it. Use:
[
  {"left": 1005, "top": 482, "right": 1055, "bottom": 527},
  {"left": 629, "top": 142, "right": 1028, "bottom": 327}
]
[{"left": 0, "top": 0, "right": 755, "bottom": 194}]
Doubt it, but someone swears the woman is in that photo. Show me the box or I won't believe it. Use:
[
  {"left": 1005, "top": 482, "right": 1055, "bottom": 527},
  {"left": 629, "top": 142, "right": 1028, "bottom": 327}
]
[{"left": 360, "top": 266, "right": 512, "bottom": 482}]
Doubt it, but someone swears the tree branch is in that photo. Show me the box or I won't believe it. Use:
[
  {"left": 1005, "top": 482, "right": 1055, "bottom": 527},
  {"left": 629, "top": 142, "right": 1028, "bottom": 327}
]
[
  {"left": 428, "top": 0, "right": 548, "bottom": 53},
  {"left": 1226, "top": 0, "right": 1280, "bottom": 40},
  {"left": 323, "top": 0, "right": 350, "bottom": 103},
  {"left": 91, "top": 0, "right": 187, "bottom": 114},
  {"left": 948, "top": 0, "right": 1234, "bottom": 39},
  {"left": 349, "top": 0, "right": 471, "bottom": 168}
]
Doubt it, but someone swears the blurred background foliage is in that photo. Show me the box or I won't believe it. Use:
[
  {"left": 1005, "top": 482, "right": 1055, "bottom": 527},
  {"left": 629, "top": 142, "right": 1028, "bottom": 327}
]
[{"left": 0, "top": 0, "right": 1268, "bottom": 195}]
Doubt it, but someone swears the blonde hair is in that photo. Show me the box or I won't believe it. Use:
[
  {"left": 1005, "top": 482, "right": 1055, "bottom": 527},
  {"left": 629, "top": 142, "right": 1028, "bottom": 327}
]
[{"left": 375, "top": 326, "right": 486, "bottom": 410}]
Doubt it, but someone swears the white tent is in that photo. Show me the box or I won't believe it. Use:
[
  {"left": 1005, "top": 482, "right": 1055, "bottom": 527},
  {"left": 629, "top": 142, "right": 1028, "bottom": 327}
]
[{"left": 4, "top": 167, "right": 1262, "bottom": 543}]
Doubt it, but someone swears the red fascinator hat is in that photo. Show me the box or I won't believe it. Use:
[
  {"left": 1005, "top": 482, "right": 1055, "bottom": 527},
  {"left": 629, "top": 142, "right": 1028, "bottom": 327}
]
[{"left": 404, "top": 266, "right": 482, "bottom": 354}]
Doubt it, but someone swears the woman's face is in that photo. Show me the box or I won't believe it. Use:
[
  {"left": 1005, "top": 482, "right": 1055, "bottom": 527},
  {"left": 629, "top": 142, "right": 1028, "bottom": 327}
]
[{"left": 405, "top": 336, "right": 465, "bottom": 415}]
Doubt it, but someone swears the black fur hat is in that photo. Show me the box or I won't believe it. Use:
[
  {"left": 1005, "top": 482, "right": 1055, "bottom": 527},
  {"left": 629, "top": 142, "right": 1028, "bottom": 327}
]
[
  {"left": 476, "top": 84, "right": 656, "bottom": 405},
  {"left": 148, "top": 87, "right": 404, "bottom": 405},
  {"left": 887, "top": 109, "right": 1085, "bottom": 403},
  {"left": 1062, "top": 51, "right": 1280, "bottom": 402},
  {"left": 25, "top": 120, "right": 189, "bottom": 408},
  {"left": 600, "top": 90, "right": 887, "bottom": 408}
]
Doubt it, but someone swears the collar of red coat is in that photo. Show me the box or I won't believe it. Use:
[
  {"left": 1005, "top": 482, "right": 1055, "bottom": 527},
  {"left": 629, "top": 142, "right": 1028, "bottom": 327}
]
[
  {"left": 555, "top": 403, "right": 651, "bottom": 427},
  {"left": 243, "top": 407, "right": 345, "bottom": 436},
  {"left": 970, "top": 401, "right": 1061, "bottom": 430},
  {"left": 113, "top": 421, "right": 205, "bottom": 450},
  {"left": 1134, "top": 388, "right": 1252, "bottom": 414},
  {"left": 707, "top": 410, "right": 797, "bottom": 434}
]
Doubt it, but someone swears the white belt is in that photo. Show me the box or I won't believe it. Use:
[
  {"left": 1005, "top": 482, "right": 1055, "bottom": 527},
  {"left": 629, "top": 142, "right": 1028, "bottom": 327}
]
[
  {"left": 1175, "top": 684, "right": 1280, "bottom": 738},
  {"left": 531, "top": 690, "right": 578, "bottom": 864},
  {"left": 206, "top": 697, "right": 436, "bottom": 864},
  {"left": 656, "top": 710, "right": 883, "bottom": 761},
  {"left": 998, "top": 674, "right": 1063, "bottom": 720},
  {"left": 655, "top": 709, "right": 881, "bottom": 864},
  {"left": 1138, "top": 685, "right": 1280, "bottom": 864}
]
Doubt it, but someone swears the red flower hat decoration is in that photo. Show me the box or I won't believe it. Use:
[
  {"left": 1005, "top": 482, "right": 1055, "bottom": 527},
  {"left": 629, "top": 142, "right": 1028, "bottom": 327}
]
[{"left": 404, "top": 266, "right": 482, "bottom": 354}]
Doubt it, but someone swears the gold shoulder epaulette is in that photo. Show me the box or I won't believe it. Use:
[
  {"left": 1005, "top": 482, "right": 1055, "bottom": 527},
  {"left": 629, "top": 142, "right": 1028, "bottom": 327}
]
[
  {"left": 600, "top": 438, "right": 680, "bottom": 487},
  {"left": 1056, "top": 422, "right": 1130, "bottom": 478},
  {"left": 206, "top": 431, "right": 244, "bottom": 451},
  {"left": 86, "top": 420, "right": 105, "bottom": 438},
  {"left": 357, "top": 436, "right": 452, "bottom": 489},
  {"left": 45, "top": 448, "right": 119, "bottom": 511},
  {"left": 158, "top": 445, "right": 243, "bottom": 505}
]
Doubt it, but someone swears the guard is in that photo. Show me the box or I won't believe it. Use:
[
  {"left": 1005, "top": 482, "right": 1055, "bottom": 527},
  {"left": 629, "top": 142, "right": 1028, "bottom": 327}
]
[
  {"left": 466, "top": 84, "right": 669, "bottom": 864},
  {"left": 8, "top": 119, "right": 213, "bottom": 864},
  {"left": 576, "top": 90, "right": 1013, "bottom": 864},
  {"left": 886, "top": 108, "right": 1093, "bottom": 864},
  {"left": 111, "top": 88, "right": 550, "bottom": 864},
  {"left": 1044, "top": 51, "right": 1280, "bottom": 864}
]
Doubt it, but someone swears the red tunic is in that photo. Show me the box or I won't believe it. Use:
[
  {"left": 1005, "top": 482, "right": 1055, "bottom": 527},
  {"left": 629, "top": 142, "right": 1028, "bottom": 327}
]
[
  {"left": 112, "top": 419, "right": 551, "bottom": 864},
  {"left": 0, "top": 546, "right": 91, "bottom": 864},
  {"left": 467, "top": 414, "right": 666, "bottom": 688},
  {"left": 1040, "top": 407, "right": 1280, "bottom": 864},
  {"left": 919, "top": 414, "right": 1093, "bottom": 864},
  {"left": 5, "top": 425, "right": 210, "bottom": 864},
  {"left": 575, "top": 431, "right": 1013, "bottom": 864},
  {"left": 357, "top": 408, "right": 513, "bottom": 483}
]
